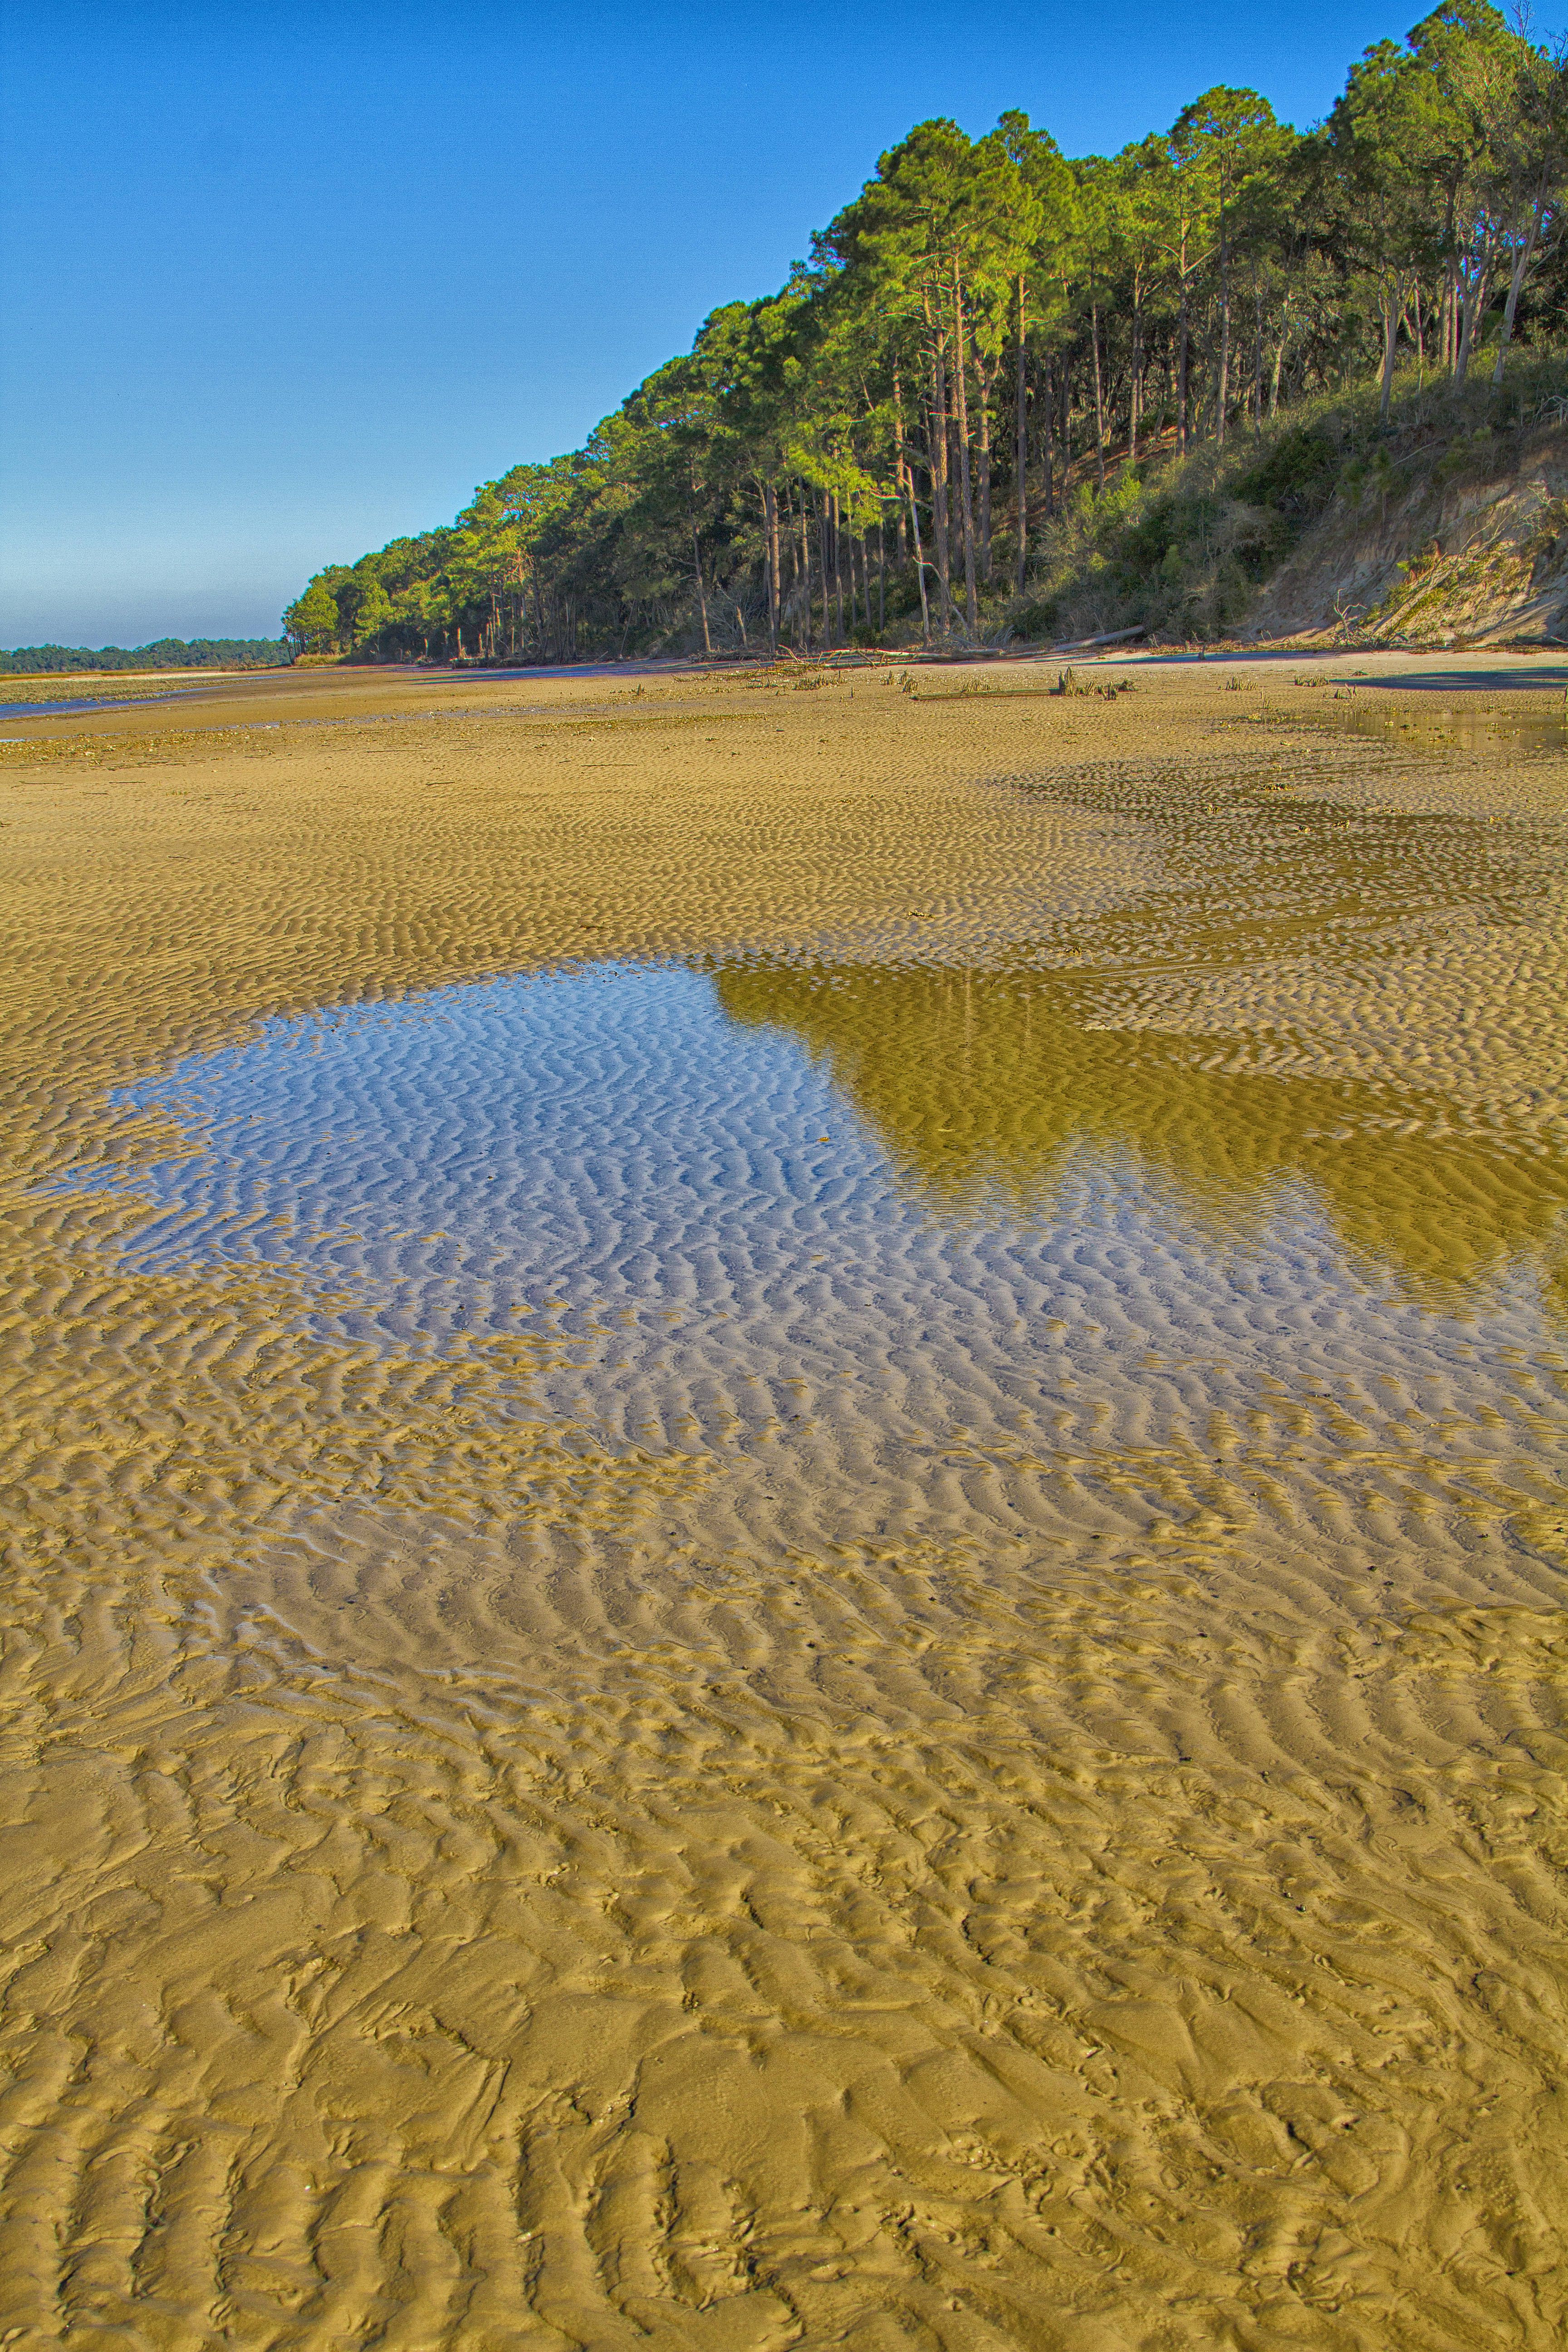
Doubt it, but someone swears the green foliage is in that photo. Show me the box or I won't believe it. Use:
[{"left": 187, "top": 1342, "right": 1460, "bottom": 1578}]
[
  {"left": 1229, "top": 427, "right": 1342, "bottom": 529},
  {"left": 284, "top": 580, "right": 340, "bottom": 655},
  {"left": 351, "top": 580, "right": 394, "bottom": 651},
  {"left": 0, "top": 637, "right": 291, "bottom": 673},
  {"left": 283, "top": 7, "right": 1567, "bottom": 663}
]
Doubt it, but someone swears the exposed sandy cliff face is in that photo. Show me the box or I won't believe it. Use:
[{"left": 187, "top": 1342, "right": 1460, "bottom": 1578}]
[{"left": 1252, "top": 419, "right": 1568, "bottom": 645}]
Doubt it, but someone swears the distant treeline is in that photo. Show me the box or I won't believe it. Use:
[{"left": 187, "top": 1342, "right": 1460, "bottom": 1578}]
[
  {"left": 0, "top": 638, "right": 292, "bottom": 675},
  {"left": 284, "top": 0, "right": 1567, "bottom": 661}
]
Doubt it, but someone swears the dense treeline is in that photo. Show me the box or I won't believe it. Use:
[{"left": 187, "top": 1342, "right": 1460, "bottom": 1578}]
[
  {"left": 0, "top": 637, "right": 290, "bottom": 675},
  {"left": 285, "top": 3, "right": 1567, "bottom": 662}
]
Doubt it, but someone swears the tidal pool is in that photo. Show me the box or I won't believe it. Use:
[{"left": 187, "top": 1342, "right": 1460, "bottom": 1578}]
[{"left": 69, "top": 953, "right": 1568, "bottom": 1629}]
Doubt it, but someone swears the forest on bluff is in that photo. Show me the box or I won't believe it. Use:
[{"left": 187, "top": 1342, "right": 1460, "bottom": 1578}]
[{"left": 284, "top": 2, "right": 1568, "bottom": 662}]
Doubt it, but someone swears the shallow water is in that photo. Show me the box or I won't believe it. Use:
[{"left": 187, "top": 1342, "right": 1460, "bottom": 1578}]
[
  {"left": 0, "top": 689, "right": 193, "bottom": 719},
  {"left": 65, "top": 954, "right": 1568, "bottom": 1656},
  {"left": 1342, "top": 702, "right": 1567, "bottom": 755}
]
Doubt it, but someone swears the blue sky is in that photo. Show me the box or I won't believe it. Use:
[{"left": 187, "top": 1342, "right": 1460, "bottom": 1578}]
[{"left": 2, "top": 0, "right": 1545, "bottom": 647}]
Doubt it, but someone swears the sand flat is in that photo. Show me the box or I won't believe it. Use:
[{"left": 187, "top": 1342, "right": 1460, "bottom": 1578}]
[{"left": 1, "top": 657, "right": 1565, "bottom": 2350}]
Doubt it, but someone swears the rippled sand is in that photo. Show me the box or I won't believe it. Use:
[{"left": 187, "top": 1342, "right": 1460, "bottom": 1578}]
[{"left": 2, "top": 656, "right": 1566, "bottom": 2350}]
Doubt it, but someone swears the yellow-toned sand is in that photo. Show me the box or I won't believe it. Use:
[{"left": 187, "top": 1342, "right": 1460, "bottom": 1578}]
[{"left": 1, "top": 655, "right": 1566, "bottom": 2350}]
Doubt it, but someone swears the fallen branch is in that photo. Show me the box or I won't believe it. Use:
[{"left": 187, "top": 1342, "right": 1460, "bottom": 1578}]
[{"left": 1046, "top": 625, "right": 1149, "bottom": 654}]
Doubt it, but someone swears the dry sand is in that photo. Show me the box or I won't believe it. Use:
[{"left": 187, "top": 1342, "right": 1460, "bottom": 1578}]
[{"left": 1, "top": 654, "right": 1565, "bottom": 2349}]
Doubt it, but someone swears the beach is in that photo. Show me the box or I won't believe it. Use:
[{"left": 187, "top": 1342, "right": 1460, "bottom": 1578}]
[{"left": 1, "top": 652, "right": 1565, "bottom": 2350}]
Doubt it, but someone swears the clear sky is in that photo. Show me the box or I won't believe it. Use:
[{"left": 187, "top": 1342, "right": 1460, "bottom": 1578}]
[{"left": 3, "top": 0, "right": 1550, "bottom": 647}]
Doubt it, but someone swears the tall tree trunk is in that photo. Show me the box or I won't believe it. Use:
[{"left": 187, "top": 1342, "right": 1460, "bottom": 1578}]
[
  {"left": 833, "top": 494, "right": 845, "bottom": 640},
  {"left": 764, "top": 481, "right": 780, "bottom": 652},
  {"left": 692, "top": 524, "right": 711, "bottom": 655},
  {"left": 1378, "top": 289, "right": 1400, "bottom": 423},
  {"left": 816, "top": 490, "right": 833, "bottom": 648},
  {"left": 1041, "top": 347, "right": 1054, "bottom": 519},
  {"left": 892, "top": 366, "right": 910, "bottom": 567},
  {"left": 1177, "top": 244, "right": 1190, "bottom": 453},
  {"left": 791, "top": 491, "right": 803, "bottom": 649},
  {"left": 838, "top": 497, "right": 848, "bottom": 635},
  {"left": 1129, "top": 275, "right": 1143, "bottom": 465},
  {"left": 1216, "top": 226, "right": 1230, "bottom": 447},
  {"left": 689, "top": 461, "right": 712, "bottom": 655},
  {"left": 1090, "top": 295, "right": 1107, "bottom": 490},
  {"left": 798, "top": 493, "right": 811, "bottom": 651},
  {"left": 973, "top": 336, "right": 993, "bottom": 582},
  {"left": 877, "top": 518, "right": 886, "bottom": 631},
  {"left": 1455, "top": 265, "right": 1488, "bottom": 385},
  {"left": 1493, "top": 188, "right": 1544, "bottom": 383},
  {"left": 1014, "top": 274, "right": 1029, "bottom": 593},
  {"left": 925, "top": 323, "right": 952, "bottom": 632},
  {"left": 905, "top": 461, "right": 931, "bottom": 645},
  {"left": 950, "top": 255, "right": 979, "bottom": 633}
]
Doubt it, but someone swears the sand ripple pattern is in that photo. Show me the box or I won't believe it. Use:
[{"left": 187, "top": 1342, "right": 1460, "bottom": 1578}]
[{"left": 1, "top": 668, "right": 1566, "bottom": 2349}]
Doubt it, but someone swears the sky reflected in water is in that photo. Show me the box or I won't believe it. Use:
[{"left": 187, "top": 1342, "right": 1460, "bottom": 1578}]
[{"left": 49, "top": 960, "right": 1566, "bottom": 1552}]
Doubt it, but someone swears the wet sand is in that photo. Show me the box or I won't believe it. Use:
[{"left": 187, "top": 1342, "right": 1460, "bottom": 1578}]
[{"left": 2, "top": 656, "right": 1565, "bottom": 2349}]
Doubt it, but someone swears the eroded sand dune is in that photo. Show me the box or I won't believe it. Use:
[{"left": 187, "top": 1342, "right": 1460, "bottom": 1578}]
[{"left": 0, "top": 657, "right": 1564, "bottom": 2349}]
